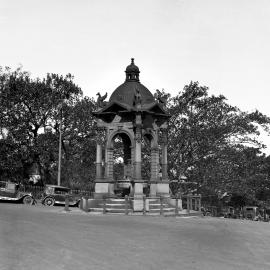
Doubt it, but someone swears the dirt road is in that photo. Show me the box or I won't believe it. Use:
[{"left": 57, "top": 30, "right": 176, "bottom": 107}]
[{"left": 1, "top": 203, "right": 270, "bottom": 270}]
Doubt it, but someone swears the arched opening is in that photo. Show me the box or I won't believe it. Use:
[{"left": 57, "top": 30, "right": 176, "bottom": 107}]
[{"left": 112, "top": 132, "right": 132, "bottom": 197}]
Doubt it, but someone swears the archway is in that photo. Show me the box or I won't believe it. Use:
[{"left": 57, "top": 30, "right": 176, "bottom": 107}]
[{"left": 111, "top": 132, "right": 133, "bottom": 196}]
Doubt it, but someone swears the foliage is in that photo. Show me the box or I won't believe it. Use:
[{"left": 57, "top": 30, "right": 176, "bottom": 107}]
[
  {"left": 0, "top": 66, "right": 96, "bottom": 188},
  {"left": 167, "top": 81, "right": 270, "bottom": 205}
]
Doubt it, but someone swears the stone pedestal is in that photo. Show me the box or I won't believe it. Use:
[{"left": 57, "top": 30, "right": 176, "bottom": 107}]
[
  {"left": 94, "top": 182, "right": 115, "bottom": 198},
  {"left": 134, "top": 182, "right": 144, "bottom": 196},
  {"left": 132, "top": 182, "right": 144, "bottom": 211},
  {"left": 132, "top": 199, "right": 144, "bottom": 211},
  {"left": 156, "top": 182, "right": 170, "bottom": 196},
  {"left": 149, "top": 183, "right": 157, "bottom": 197}
]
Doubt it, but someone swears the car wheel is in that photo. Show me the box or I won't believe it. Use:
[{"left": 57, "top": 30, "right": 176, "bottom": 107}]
[
  {"left": 44, "top": 197, "right": 55, "bottom": 207},
  {"left": 23, "top": 195, "right": 34, "bottom": 205}
]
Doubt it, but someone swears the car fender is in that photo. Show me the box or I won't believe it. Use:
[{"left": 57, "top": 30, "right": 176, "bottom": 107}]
[{"left": 19, "top": 193, "right": 36, "bottom": 204}]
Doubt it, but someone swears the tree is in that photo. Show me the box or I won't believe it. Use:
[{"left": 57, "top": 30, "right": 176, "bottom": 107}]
[
  {"left": 0, "top": 66, "right": 98, "bottom": 186},
  {"left": 167, "top": 81, "right": 270, "bottom": 202}
]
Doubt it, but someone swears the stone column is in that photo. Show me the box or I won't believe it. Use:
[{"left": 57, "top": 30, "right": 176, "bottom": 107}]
[
  {"left": 95, "top": 144, "right": 102, "bottom": 180},
  {"left": 150, "top": 146, "right": 159, "bottom": 181},
  {"left": 150, "top": 136, "right": 159, "bottom": 196},
  {"left": 95, "top": 127, "right": 104, "bottom": 181},
  {"left": 131, "top": 146, "right": 135, "bottom": 179},
  {"left": 161, "top": 128, "right": 168, "bottom": 181},
  {"left": 104, "top": 147, "right": 108, "bottom": 178},
  {"left": 133, "top": 114, "right": 144, "bottom": 211},
  {"left": 106, "top": 147, "right": 114, "bottom": 181},
  {"left": 134, "top": 114, "right": 142, "bottom": 181}
]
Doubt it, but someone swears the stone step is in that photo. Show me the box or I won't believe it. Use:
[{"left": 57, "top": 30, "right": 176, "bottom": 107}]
[
  {"left": 149, "top": 207, "right": 175, "bottom": 212},
  {"left": 88, "top": 207, "right": 201, "bottom": 216},
  {"left": 105, "top": 203, "right": 127, "bottom": 206},
  {"left": 98, "top": 203, "right": 131, "bottom": 209},
  {"left": 148, "top": 198, "right": 160, "bottom": 201},
  {"left": 149, "top": 204, "right": 172, "bottom": 209},
  {"left": 106, "top": 208, "right": 129, "bottom": 213},
  {"left": 104, "top": 199, "right": 127, "bottom": 205},
  {"left": 106, "top": 199, "right": 126, "bottom": 202},
  {"left": 148, "top": 203, "right": 171, "bottom": 206},
  {"left": 89, "top": 208, "right": 104, "bottom": 212}
]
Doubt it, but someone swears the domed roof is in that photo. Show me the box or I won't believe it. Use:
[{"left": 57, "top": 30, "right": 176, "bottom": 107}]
[
  {"left": 94, "top": 58, "right": 169, "bottom": 121},
  {"left": 109, "top": 58, "right": 155, "bottom": 107},
  {"left": 109, "top": 81, "right": 155, "bottom": 107}
]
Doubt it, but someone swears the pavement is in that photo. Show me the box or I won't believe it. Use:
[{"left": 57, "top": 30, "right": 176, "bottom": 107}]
[{"left": 1, "top": 203, "right": 270, "bottom": 270}]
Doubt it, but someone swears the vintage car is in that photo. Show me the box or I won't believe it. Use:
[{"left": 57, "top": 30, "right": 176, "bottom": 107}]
[
  {"left": 0, "top": 181, "right": 35, "bottom": 205},
  {"left": 41, "top": 185, "right": 80, "bottom": 207},
  {"left": 243, "top": 206, "right": 261, "bottom": 221}
]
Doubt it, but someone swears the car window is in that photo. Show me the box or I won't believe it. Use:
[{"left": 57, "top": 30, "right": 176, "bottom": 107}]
[
  {"left": 0, "top": 182, "right": 6, "bottom": 188},
  {"left": 54, "top": 188, "right": 70, "bottom": 195},
  {"left": 45, "top": 187, "right": 54, "bottom": 195},
  {"left": 7, "top": 183, "right": 16, "bottom": 191}
]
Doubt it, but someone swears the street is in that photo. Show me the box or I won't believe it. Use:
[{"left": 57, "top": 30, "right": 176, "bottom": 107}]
[{"left": 1, "top": 203, "right": 270, "bottom": 270}]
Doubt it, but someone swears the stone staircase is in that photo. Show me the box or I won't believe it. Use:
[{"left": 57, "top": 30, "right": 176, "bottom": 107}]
[
  {"left": 87, "top": 197, "right": 177, "bottom": 215},
  {"left": 89, "top": 198, "right": 132, "bottom": 214},
  {"left": 83, "top": 196, "right": 201, "bottom": 216},
  {"left": 147, "top": 198, "right": 176, "bottom": 215}
]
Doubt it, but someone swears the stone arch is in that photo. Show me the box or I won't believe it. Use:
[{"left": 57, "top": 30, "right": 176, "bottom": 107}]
[
  {"left": 107, "top": 128, "right": 134, "bottom": 149},
  {"left": 106, "top": 129, "right": 135, "bottom": 180}
]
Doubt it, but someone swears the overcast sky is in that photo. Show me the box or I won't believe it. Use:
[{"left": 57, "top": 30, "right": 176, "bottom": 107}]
[{"left": 1, "top": 0, "right": 270, "bottom": 151}]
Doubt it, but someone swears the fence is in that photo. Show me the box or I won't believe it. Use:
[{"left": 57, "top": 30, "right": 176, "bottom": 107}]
[{"left": 79, "top": 194, "right": 202, "bottom": 216}]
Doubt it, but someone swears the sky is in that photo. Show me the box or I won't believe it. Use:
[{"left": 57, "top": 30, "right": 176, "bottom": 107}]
[{"left": 1, "top": 0, "right": 270, "bottom": 152}]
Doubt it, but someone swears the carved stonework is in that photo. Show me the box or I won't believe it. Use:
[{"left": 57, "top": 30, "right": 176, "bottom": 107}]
[
  {"left": 96, "top": 92, "right": 108, "bottom": 108},
  {"left": 133, "top": 88, "right": 142, "bottom": 107}
]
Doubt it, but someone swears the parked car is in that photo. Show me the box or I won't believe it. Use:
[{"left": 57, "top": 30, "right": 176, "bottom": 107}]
[
  {"left": 243, "top": 206, "right": 261, "bottom": 221},
  {"left": 41, "top": 185, "right": 80, "bottom": 207},
  {"left": 0, "top": 181, "right": 35, "bottom": 205}
]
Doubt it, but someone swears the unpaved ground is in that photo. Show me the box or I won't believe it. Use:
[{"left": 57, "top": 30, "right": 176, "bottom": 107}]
[{"left": 1, "top": 203, "right": 270, "bottom": 270}]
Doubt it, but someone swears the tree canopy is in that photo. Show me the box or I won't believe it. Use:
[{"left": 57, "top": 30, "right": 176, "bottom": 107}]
[
  {"left": 0, "top": 66, "right": 96, "bottom": 188},
  {"left": 166, "top": 82, "right": 270, "bottom": 205},
  {"left": 1, "top": 67, "right": 270, "bottom": 205}
]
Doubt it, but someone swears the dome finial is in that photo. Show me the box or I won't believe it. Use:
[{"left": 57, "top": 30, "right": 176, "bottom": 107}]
[{"left": 125, "top": 58, "right": 140, "bottom": 82}]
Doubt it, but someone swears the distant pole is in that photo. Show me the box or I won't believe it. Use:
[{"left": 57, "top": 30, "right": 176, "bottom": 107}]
[{"left": 57, "top": 104, "right": 63, "bottom": 186}]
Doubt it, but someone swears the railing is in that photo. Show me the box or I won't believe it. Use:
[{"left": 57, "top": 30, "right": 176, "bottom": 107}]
[
  {"left": 181, "top": 194, "right": 202, "bottom": 212},
  {"left": 79, "top": 194, "right": 202, "bottom": 216}
]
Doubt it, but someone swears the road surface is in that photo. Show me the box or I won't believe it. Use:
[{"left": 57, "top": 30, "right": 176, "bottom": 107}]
[{"left": 1, "top": 203, "right": 270, "bottom": 270}]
